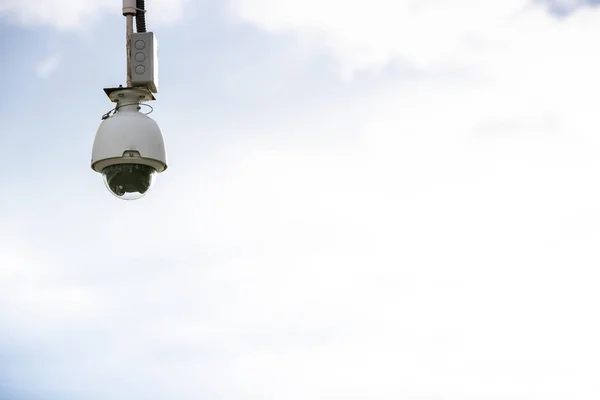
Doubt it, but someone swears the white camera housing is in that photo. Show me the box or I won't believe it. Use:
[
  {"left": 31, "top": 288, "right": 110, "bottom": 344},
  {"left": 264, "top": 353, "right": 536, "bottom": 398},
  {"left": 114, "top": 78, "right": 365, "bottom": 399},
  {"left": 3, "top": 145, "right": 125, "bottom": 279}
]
[{"left": 91, "top": 88, "right": 167, "bottom": 199}]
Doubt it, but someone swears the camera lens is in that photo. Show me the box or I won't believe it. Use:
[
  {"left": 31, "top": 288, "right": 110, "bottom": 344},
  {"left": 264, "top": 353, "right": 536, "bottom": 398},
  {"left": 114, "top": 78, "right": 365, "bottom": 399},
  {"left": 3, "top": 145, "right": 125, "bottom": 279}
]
[{"left": 102, "top": 164, "right": 157, "bottom": 200}]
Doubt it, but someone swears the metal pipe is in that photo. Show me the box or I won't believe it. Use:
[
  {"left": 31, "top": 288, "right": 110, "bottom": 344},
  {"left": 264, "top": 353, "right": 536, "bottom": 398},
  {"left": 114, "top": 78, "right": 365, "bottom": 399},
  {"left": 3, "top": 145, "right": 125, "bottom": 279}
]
[
  {"left": 122, "top": 0, "right": 137, "bottom": 15},
  {"left": 126, "top": 14, "right": 133, "bottom": 87}
]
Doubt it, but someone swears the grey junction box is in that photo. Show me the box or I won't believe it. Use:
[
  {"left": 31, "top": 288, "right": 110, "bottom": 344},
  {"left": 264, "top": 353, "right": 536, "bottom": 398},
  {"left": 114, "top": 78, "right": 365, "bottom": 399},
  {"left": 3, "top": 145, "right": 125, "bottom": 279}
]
[{"left": 130, "top": 32, "right": 158, "bottom": 93}]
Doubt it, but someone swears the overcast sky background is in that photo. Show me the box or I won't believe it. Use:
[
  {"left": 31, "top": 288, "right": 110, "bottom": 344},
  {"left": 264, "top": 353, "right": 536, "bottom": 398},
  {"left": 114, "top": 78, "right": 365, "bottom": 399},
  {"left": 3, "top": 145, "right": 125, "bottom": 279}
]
[{"left": 2, "top": 0, "right": 600, "bottom": 399}]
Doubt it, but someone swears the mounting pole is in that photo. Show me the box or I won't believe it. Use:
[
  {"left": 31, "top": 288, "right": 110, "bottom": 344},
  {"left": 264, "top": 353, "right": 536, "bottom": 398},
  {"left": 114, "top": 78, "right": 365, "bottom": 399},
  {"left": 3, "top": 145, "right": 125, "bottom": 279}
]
[
  {"left": 123, "top": 0, "right": 136, "bottom": 87},
  {"left": 126, "top": 14, "right": 133, "bottom": 87}
]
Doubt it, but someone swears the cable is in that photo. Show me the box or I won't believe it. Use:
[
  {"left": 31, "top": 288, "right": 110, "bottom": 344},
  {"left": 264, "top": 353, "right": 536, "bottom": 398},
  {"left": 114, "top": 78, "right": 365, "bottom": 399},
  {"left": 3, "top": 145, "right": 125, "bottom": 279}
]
[
  {"left": 101, "top": 103, "right": 153, "bottom": 120},
  {"left": 136, "top": 0, "right": 147, "bottom": 32}
]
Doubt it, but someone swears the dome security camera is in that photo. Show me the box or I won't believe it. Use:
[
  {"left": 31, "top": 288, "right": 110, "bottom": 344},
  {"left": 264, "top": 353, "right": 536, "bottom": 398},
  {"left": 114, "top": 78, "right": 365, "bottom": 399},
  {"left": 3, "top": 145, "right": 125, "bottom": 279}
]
[
  {"left": 91, "top": 1, "right": 167, "bottom": 200},
  {"left": 91, "top": 88, "right": 167, "bottom": 200}
]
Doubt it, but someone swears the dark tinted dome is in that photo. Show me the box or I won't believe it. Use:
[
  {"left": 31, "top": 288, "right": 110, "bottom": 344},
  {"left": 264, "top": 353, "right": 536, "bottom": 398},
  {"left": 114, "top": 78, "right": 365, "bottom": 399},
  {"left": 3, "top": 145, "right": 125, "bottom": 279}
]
[{"left": 102, "top": 164, "right": 156, "bottom": 199}]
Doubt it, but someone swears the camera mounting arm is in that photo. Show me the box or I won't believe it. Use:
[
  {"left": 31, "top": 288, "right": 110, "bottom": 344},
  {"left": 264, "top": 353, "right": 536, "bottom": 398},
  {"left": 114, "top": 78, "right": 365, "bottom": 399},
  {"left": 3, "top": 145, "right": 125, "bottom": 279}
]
[{"left": 119, "top": 0, "right": 158, "bottom": 96}]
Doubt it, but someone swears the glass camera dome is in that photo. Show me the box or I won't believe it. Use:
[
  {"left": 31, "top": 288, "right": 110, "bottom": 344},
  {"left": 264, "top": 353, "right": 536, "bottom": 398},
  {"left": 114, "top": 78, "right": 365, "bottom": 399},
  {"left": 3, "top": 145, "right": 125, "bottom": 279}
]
[{"left": 102, "top": 164, "right": 157, "bottom": 200}]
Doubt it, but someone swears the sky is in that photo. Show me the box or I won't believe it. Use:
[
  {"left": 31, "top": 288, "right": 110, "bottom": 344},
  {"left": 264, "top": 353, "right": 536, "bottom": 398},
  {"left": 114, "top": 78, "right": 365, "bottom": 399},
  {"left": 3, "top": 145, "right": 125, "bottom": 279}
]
[{"left": 2, "top": 0, "right": 600, "bottom": 399}]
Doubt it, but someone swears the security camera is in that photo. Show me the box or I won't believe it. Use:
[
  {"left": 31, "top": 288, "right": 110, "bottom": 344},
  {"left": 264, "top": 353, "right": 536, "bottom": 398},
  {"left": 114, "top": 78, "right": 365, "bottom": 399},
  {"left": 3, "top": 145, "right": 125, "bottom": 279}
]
[
  {"left": 91, "top": 0, "right": 167, "bottom": 200},
  {"left": 91, "top": 88, "right": 167, "bottom": 200}
]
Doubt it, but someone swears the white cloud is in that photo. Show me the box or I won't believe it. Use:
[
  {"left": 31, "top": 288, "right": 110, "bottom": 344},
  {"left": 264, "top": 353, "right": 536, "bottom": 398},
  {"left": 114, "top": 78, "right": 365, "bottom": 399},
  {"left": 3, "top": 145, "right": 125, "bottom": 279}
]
[
  {"left": 227, "top": 0, "right": 591, "bottom": 78},
  {"left": 0, "top": 242, "right": 99, "bottom": 340},
  {"left": 0, "top": 0, "right": 188, "bottom": 30},
  {"left": 36, "top": 54, "right": 60, "bottom": 79},
  {"left": 180, "top": 2, "right": 600, "bottom": 398}
]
